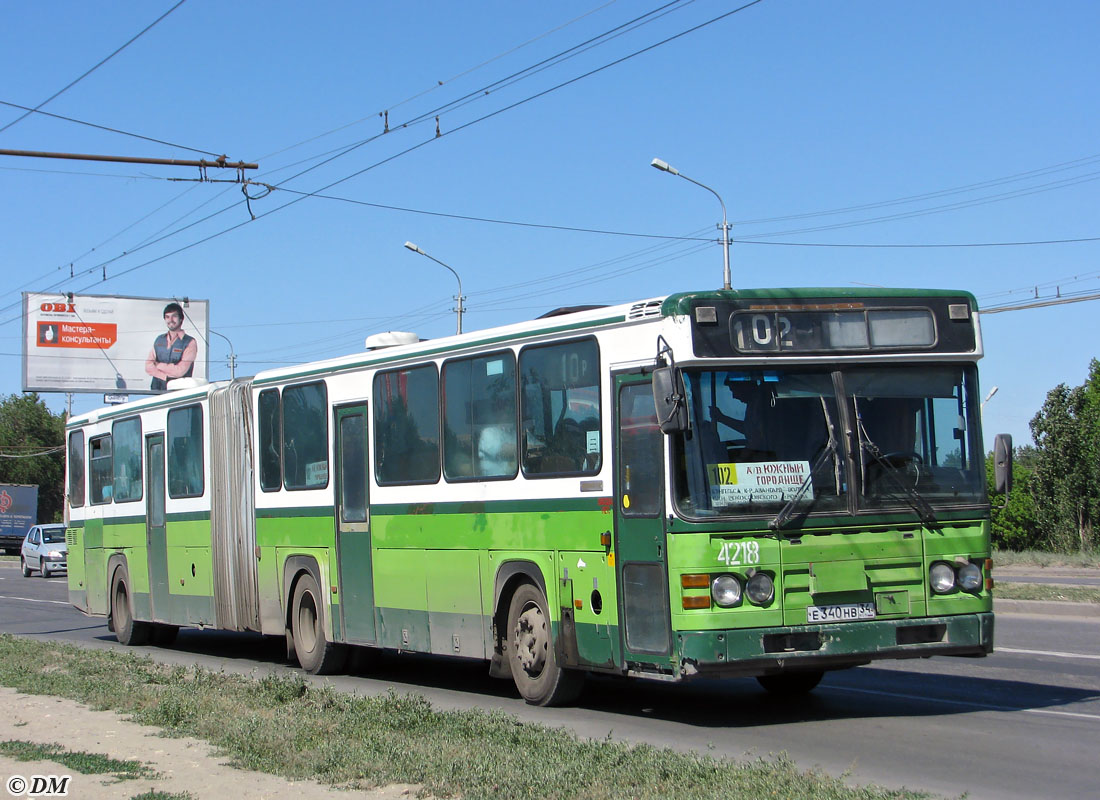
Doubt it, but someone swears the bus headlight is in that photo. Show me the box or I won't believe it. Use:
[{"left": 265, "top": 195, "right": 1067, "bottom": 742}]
[
  {"left": 746, "top": 572, "right": 774, "bottom": 605},
  {"left": 929, "top": 562, "right": 956, "bottom": 594},
  {"left": 958, "top": 562, "right": 982, "bottom": 592},
  {"left": 711, "top": 575, "right": 742, "bottom": 607}
]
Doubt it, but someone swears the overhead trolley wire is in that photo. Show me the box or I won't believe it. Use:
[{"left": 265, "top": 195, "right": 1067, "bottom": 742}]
[
  {"left": 735, "top": 152, "right": 1100, "bottom": 226},
  {"left": 739, "top": 170, "right": 1100, "bottom": 239},
  {"left": 0, "top": 98, "right": 224, "bottom": 158},
  {"left": 258, "top": 0, "right": 627, "bottom": 163},
  {"left": 0, "top": 0, "right": 189, "bottom": 136},
  {"left": 382, "top": 0, "right": 698, "bottom": 132},
  {"left": 1, "top": 1, "right": 672, "bottom": 305},
  {"left": 0, "top": 0, "right": 768, "bottom": 323}
]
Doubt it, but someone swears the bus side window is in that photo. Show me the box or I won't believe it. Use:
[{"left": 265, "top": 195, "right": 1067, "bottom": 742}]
[
  {"left": 282, "top": 383, "right": 328, "bottom": 490},
  {"left": 89, "top": 434, "right": 113, "bottom": 505},
  {"left": 68, "top": 430, "right": 85, "bottom": 508},
  {"left": 443, "top": 351, "right": 517, "bottom": 480},
  {"left": 519, "top": 338, "right": 601, "bottom": 477},
  {"left": 167, "top": 405, "right": 205, "bottom": 498},
  {"left": 374, "top": 365, "right": 440, "bottom": 485},
  {"left": 112, "top": 417, "right": 143, "bottom": 503},
  {"left": 258, "top": 389, "right": 282, "bottom": 492}
]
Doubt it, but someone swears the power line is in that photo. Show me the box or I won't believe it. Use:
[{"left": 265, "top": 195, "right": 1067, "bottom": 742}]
[
  {"left": 276, "top": 185, "right": 1100, "bottom": 249},
  {"left": 257, "top": 0, "right": 630, "bottom": 163},
  {"left": 382, "top": 0, "right": 697, "bottom": 134},
  {"left": 978, "top": 270, "right": 1100, "bottom": 302},
  {"left": 0, "top": 164, "right": 161, "bottom": 180},
  {"left": 734, "top": 152, "right": 1100, "bottom": 227},
  {"left": 0, "top": 446, "right": 64, "bottom": 459},
  {"left": 0, "top": 98, "right": 223, "bottom": 157},
  {"left": 736, "top": 235, "right": 1100, "bottom": 248},
  {"left": 277, "top": 187, "right": 711, "bottom": 241},
  {"left": 739, "top": 170, "right": 1100, "bottom": 239},
  {"left": 3, "top": 0, "right": 768, "bottom": 313},
  {"left": 0, "top": 1, "right": 681, "bottom": 305},
  {"left": 981, "top": 291, "right": 1100, "bottom": 313},
  {"left": 0, "top": 0, "right": 188, "bottom": 135}
]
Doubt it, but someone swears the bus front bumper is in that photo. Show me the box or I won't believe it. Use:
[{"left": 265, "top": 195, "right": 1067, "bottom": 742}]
[{"left": 675, "top": 612, "right": 993, "bottom": 679}]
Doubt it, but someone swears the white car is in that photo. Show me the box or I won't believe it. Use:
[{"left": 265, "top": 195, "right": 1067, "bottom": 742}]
[{"left": 20, "top": 524, "right": 67, "bottom": 578}]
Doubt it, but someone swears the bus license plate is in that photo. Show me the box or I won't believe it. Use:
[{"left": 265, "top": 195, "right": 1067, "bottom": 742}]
[{"left": 806, "top": 603, "right": 875, "bottom": 623}]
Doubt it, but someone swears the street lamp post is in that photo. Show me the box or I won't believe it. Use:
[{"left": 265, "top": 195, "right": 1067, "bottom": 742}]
[
  {"left": 404, "top": 242, "right": 466, "bottom": 334},
  {"left": 209, "top": 329, "right": 237, "bottom": 380},
  {"left": 981, "top": 386, "right": 999, "bottom": 421},
  {"left": 651, "top": 158, "right": 732, "bottom": 290}
]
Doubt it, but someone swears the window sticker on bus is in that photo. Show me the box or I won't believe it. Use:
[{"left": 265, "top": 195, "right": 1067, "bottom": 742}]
[
  {"left": 586, "top": 430, "right": 600, "bottom": 454},
  {"left": 485, "top": 358, "right": 504, "bottom": 376},
  {"left": 305, "top": 461, "right": 328, "bottom": 486},
  {"left": 707, "top": 461, "right": 812, "bottom": 505}
]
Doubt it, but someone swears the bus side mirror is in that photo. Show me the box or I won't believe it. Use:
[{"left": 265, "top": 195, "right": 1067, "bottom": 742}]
[
  {"left": 652, "top": 367, "right": 687, "bottom": 434},
  {"left": 994, "top": 433, "right": 1013, "bottom": 494}
]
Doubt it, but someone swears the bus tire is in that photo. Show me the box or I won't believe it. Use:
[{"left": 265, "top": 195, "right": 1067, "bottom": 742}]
[
  {"left": 756, "top": 669, "right": 824, "bottom": 695},
  {"left": 507, "top": 583, "right": 584, "bottom": 706},
  {"left": 111, "top": 567, "right": 151, "bottom": 646},
  {"left": 291, "top": 573, "right": 347, "bottom": 675}
]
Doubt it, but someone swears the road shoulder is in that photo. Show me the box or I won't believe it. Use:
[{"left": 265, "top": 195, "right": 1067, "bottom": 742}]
[{"left": 0, "top": 688, "right": 420, "bottom": 800}]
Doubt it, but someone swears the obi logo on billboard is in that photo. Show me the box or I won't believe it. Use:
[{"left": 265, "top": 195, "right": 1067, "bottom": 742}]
[{"left": 22, "top": 293, "right": 209, "bottom": 395}]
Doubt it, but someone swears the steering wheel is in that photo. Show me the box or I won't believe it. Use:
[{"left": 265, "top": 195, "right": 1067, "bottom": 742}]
[{"left": 881, "top": 451, "right": 924, "bottom": 483}]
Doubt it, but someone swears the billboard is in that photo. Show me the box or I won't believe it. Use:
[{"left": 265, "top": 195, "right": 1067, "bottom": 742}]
[
  {"left": 23, "top": 293, "right": 209, "bottom": 395},
  {"left": 0, "top": 484, "right": 37, "bottom": 547}
]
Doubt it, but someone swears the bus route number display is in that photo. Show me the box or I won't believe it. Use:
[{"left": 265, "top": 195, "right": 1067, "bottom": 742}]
[
  {"left": 707, "top": 461, "right": 812, "bottom": 505},
  {"left": 730, "top": 308, "right": 936, "bottom": 353}
]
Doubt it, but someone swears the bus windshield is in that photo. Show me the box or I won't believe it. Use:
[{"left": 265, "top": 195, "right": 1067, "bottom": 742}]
[
  {"left": 849, "top": 365, "right": 985, "bottom": 510},
  {"left": 672, "top": 365, "right": 985, "bottom": 519}
]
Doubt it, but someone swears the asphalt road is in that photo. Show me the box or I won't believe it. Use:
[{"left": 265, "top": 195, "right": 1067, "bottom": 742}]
[{"left": 1, "top": 561, "right": 1098, "bottom": 800}]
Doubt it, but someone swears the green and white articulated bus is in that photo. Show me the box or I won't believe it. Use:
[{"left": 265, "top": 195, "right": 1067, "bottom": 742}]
[{"left": 65, "top": 288, "right": 1007, "bottom": 706}]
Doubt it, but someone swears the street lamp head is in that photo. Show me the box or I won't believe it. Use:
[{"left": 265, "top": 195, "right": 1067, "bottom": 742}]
[
  {"left": 403, "top": 241, "right": 424, "bottom": 255},
  {"left": 650, "top": 157, "right": 679, "bottom": 176},
  {"left": 648, "top": 157, "right": 731, "bottom": 290}
]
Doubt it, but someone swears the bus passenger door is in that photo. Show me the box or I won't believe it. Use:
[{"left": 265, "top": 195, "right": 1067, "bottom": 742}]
[
  {"left": 334, "top": 404, "right": 377, "bottom": 643},
  {"left": 613, "top": 374, "right": 672, "bottom": 667},
  {"left": 145, "top": 433, "right": 171, "bottom": 622}
]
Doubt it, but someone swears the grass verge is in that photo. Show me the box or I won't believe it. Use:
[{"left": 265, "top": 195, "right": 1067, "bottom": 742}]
[
  {"left": 0, "top": 635, "right": 935, "bottom": 800},
  {"left": 992, "top": 549, "right": 1100, "bottom": 568},
  {"left": 994, "top": 583, "right": 1100, "bottom": 604},
  {"left": 0, "top": 739, "right": 156, "bottom": 781}
]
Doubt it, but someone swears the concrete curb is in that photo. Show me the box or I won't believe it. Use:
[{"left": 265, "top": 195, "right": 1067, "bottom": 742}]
[{"left": 993, "top": 599, "right": 1100, "bottom": 618}]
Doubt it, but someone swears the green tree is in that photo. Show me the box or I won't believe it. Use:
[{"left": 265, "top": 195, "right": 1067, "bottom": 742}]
[
  {"left": 0, "top": 393, "right": 66, "bottom": 523},
  {"left": 1029, "top": 359, "right": 1100, "bottom": 552},
  {"left": 985, "top": 449, "right": 1039, "bottom": 550}
]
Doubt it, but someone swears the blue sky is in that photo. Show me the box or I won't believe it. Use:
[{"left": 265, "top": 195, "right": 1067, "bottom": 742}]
[{"left": 1, "top": 0, "right": 1097, "bottom": 447}]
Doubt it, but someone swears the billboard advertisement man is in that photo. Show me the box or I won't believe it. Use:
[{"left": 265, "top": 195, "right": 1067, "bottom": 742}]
[{"left": 145, "top": 302, "right": 197, "bottom": 392}]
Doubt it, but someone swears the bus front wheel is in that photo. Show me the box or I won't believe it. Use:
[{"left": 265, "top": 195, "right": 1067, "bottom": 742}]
[
  {"left": 291, "top": 573, "right": 347, "bottom": 675},
  {"left": 111, "top": 567, "right": 151, "bottom": 646},
  {"left": 507, "top": 583, "right": 583, "bottom": 706}
]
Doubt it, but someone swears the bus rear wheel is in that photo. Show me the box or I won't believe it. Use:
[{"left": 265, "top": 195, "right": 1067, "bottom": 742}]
[
  {"left": 756, "top": 669, "right": 824, "bottom": 695},
  {"left": 111, "top": 567, "right": 151, "bottom": 646},
  {"left": 507, "top": 583, "right": 583, "bottom": 706},
  {"left": 291, "top": 573, "right": 347, "bottom": 675}
]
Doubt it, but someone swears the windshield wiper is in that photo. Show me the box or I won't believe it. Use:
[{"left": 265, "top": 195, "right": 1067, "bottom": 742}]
[
  {"left": 854, "top": 402, "right": 937, "bottom": 527},
  {"left": 769, "top": 436, "right": 838, "bottom": 530},
  {"left": 770, "top": 397, "right": 841, "bottom": 531}
]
